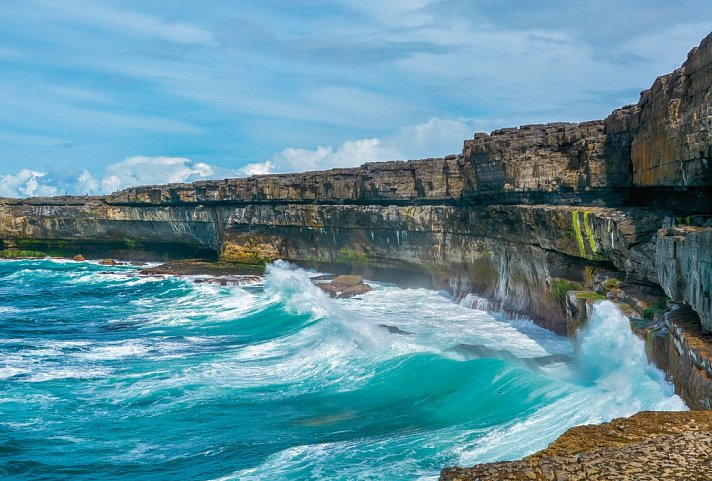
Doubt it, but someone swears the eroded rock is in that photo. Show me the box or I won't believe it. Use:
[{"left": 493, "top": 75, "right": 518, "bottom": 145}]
[
  {"left": 316, "top": 275, "right": 373, "bottom": 298},
  {"left": 441, "top": 411, "right": 712, "bottom": 481}
]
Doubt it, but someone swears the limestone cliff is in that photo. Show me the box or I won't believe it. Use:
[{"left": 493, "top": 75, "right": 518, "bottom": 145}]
[{"left": 1, "top": 32, "right": 711, "bottom": 406}]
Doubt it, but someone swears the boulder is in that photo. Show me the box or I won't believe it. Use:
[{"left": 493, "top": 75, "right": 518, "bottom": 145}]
[
  {"left": 99, "top": 258, "right": 118, "bottom": 266},
  {"left": 316, "top": 275, "right": 372, "bottom": 298},
  {"left": 331, "top": 275, "right": 364, "bottom": 288},
  {"left": 336, "top": 283, "right": 373, "bottom": 298},
  {"left": 72, "top": 254, "right": 85, "bottom": 262},
  {"left": 317, "top": 283, "right": 340, "bottom": 297}
]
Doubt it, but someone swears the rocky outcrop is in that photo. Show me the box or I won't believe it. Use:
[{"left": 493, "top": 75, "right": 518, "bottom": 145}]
[
  {"left": 647, "top": 303, "right": 712, "bottom": 410},
  {"left": 101, "top": 157, "right": 465, "bottom": 206},
  {"left": 440, "top": 411, "right": 712, "bottom": 481},
  {"left": 656, "top": 225, "right": 712, "bottom": 331},
  {"left": 316, "top": 275, "right": 373, "bottom": 298},
  {"left": 461, "top": 120, "right": 631, "bottom": 194},
  {"left": 1, "top": 33, "right": 710, "bottom": 327},
  {"left": 0, "top": 33, "right": 710, "bottom": 333},
  {"left": 629, "top": 33, "right": 712, "bottom": 187}
]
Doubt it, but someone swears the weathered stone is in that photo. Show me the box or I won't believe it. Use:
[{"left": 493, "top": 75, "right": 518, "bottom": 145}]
[
  {"left": 441, "top": 411, "right": 712, "bottom": 481},
  {"left": 331, "top": 275, "right": 364, "bottom": 288},
  {"left": 656, "top": 226, "right": 712, "bottom": 330},
  {"left": 336, "top": 283, "right": 373, "bottom": 298},
  {"left": 99, "top": 258, "right": 118, "bottom": 266},
  {"left": 72, "top": 254, "right": 85, "bottom": 261},
  {"left": 317, "top": 283, "right": 340, "bottom": 297},
  {"left": 628, "top": 33, "right": 712, "bottom": 187}
]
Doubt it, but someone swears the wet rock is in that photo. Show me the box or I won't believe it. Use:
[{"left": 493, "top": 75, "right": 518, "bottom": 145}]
[
  {"left": 336, "top": 283, "right": 373, "bottom": 298},
  {"left": 138, "top": 260, "right": 264, "bottom": 277},
  {"left": 331, "top": 275, "right": 365, "bottom": 288},
  {"left": 316, "top": 283, "right": 340, "bottom": 297},
  {"left": 99, "top": 258, "right": 118, "bottom": 266},
  {"left": 193, "top": 276, "right": 263, "bottom": 287},
  {"left": 656, "top": 226, "right": 712, "bottom": 331},
  {"left": 72, "top": 254, "right": 85, "bottom": 261},
  {"left": 378, "top": 324, "right": 414, "bottom": 335},
  {"left": 316, "top": 275, "right": 373, "bottom": 298}
]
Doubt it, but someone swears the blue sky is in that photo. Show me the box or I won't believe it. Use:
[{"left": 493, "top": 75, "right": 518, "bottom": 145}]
[{"left": 0, "top": 1, "right": 710, "bottom": 196}]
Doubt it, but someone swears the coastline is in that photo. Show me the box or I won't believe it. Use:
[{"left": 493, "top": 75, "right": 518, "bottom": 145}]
[
  {"left": 1, "top": 30, "right": 710, "bottom": 481},
  {"left": 1, "top": 254, "right": 708, "bottom": 479}
]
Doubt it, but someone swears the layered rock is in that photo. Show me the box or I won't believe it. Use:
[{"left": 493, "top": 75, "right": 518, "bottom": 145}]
[
  {"left": 1, "top": 33, "right": 711, "bottom": 333},
  {"left": 657, "top": 225, "right": 712, "bottom": 331},
  {"left": 460, "top": 120, "right": 631, "bottom": 195},
  {"left": 2, "top": 33, "right": 711, "bottom": 309},
  {"left": 103, "top": 157, "right": 464, "bottom": 206},
  {"left": 440, "top": 411, "right": 712, "bottom": 481},
  {"left": 630, "top": 33, "right": 712, "bottom": 186}
]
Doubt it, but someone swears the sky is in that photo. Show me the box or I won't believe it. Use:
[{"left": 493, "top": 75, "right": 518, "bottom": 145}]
[{"left": 0, "top": 1, "right": 710, "bottom": 197}]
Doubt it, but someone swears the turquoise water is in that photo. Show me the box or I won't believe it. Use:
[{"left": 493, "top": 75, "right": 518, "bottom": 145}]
[{"left": 0, "top": 259, "right": 685, "bottom": 480}]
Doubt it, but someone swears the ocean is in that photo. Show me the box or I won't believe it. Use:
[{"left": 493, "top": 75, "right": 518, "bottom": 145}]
[{"left": 0, "top": 259, "right": 685, "bottom": 480}]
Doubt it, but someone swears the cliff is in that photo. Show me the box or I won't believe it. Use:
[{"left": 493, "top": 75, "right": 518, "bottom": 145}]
[{"left": 1, "top": 33, "right": 711, "bottom": 406}]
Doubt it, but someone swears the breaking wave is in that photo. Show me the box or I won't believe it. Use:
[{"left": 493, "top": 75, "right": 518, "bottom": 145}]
[{"left": 0, "top": 259, "right": 684, "bottom": 480}]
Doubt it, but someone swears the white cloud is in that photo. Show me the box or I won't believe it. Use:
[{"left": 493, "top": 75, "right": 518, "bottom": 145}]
[
  {"left": 269, "top": 116, "right": 484, "bottom": 172},
  {"left": 238, "top": 161, "right": 275, "bottom": 176},
  {"left": 271, "top": 138, "right": 394, "bottom": 173},
  {"left": 99, "top": 156, "right": 215, "bottom": 192},
  {"left": 0, "top": 169, "right": 59, "bottom": 197},
  {"left": 1, "top": 156, "right": 242, "bottom": 198}
]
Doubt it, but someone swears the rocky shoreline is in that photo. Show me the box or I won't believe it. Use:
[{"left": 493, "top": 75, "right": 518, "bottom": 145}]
[
  {"left": 1, "top": 30, "right": 711, "bottom": 481},
  {"left": 441, "top": 411, "right": 712, "bottom": 480}
]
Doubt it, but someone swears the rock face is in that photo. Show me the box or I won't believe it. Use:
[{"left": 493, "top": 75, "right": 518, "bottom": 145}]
[
  {"left": 461, "top": 120, "right": 631, "bottom": 194},
  {"left": 629, "top": 33, "right": 712, "bottom": 187},
  {"left": 316, "top": 275, "right": 373, "bottom": 299},
  {"left": 0, "top": 34, "right": 710, "bottom": 325},
  {"left": 0, "top": 30, "right": 710, "bottom": 481},
  {"left": 0, "top": 33, "right": 710, "bottom": 335},
  {"left": 440, "top": 411, "right": 712, "bottom": 481},
  {"left": 656, "top": 226, "right": 712, "bottom": 331}
]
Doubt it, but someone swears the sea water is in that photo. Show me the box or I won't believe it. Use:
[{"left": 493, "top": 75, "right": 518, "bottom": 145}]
[{"left": 0, "top": 259, "right": 685, "bottom": 480}]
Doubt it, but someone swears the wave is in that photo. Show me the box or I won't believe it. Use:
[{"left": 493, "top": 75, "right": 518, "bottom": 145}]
[
  {"left": 0, "top": 260, "right": 688, "bottom": 481},
  {"left": 576, "top": 300, "right": 685, "bottom": 411}
]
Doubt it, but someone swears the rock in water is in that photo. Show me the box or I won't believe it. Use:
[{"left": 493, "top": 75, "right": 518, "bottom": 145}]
[
  {"left": 317, "top": 283, "right": 340, "bottom": 297},
  {"left": 331, "top": 275, "right": 364, "bottom": 288},
  {"left": 336, "top": 284, "right": 373, "bottom": 298},
  {"left": 316, "top": 275, "right": 373, "bottom": 298},
  {"left": 72, "top": 254, "right": 85, "bottom": 262},
  {"left": 99, "top": 258, "right": 118, "bottom": 266}
]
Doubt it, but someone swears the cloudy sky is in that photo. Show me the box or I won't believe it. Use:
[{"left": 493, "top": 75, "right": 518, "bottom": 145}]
[{"left": 0, "top": 1, "right": 709, "bottom": 197}]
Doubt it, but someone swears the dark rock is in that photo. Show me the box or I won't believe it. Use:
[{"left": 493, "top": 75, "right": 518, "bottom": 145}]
[
  {"left": 378, "top": 324, "right": 414, "bottom": 335},
  {"left": 336, "top": 283, "right": 373, "bottom": 298},
  {"left": 193, "top": 276, "right": 263, "bottom": 287},
  {"left": 317, "top": 283, "right": 340, "bottom": 297},
  {"left": 99, "top": 258, "right": 118, "bottom": 266},
  {"left": 138, "top": 260, "right": 264, "bottom": 277}
]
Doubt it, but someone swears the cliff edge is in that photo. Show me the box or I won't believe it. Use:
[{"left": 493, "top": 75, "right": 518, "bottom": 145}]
[{"left": 1, "top": 32, "right": 711, "bottom": 410}]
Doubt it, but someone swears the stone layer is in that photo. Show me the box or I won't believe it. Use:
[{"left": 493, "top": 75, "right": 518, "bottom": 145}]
[{"left": 440, "top": 411, "right": 712, "bottom": 481}]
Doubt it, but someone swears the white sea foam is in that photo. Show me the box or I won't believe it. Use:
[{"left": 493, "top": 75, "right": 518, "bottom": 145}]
[{"left": 452, "top": 300, "right": 686, "bottom": 465}]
